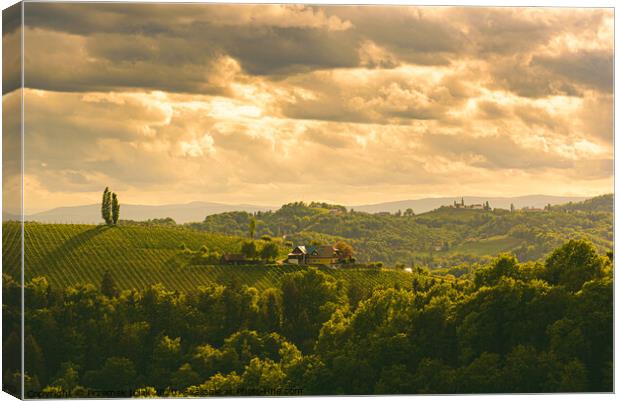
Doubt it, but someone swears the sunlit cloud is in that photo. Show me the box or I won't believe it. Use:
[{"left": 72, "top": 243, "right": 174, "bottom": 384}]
[{"left": 2, "top": 4, "right": 612, "bottom": 213}]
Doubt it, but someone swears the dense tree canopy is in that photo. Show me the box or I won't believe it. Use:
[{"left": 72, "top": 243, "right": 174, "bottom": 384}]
[{"left": 3, "top": 239, "right": 612, "bottom": 396}]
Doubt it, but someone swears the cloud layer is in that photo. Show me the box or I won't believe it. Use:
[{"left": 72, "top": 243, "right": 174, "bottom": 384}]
[{"left": 5, "top": 4, "right": 613, "bottom": 212}]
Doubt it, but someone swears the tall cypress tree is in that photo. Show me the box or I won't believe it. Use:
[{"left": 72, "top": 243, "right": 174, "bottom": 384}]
[
  {"left": 101, "top": 187, "right": 112, "bottom": 225},
  {"left": 111, "top": 193, "right": 120, "bottom": 225}
]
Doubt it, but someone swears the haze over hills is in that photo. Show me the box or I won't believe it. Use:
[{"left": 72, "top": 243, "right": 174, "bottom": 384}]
[
  {"left": 7, "top": 194, "right": 598, "bottom": 224},
  {"left": 18, "top": 202, "right": 276, "bottom": 224},
  {"left": 2, "top": 212, "right": 21, "bottom": 222},
  {"left": 352, "top": 195, "right": 590, "bottom": 214}
]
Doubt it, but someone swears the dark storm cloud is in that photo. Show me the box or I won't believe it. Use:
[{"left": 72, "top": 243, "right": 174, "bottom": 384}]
[
  {"left": 2, "top": 3, "right": 22, "bottom": 95},
  {"left": 23, "top": 3, "right": 184, "bottom": 35},
  {"left": 212, "top": 25, "right": 359, "bottom": 76},
  {"left": 328, "top": 6, "right": 465, "bottom": 65},
  {"left": 532, "top": 50, "right": 613, "bottom": 94},
  {"left": 488, "top": 55, "right": 583, "bottom": 98},
  {"left": 22, "top": 3, "right": 361, "bottom": 92},
  {"left": 20, "top": 3, "right": 614, "bottom": 101},
  {"left": 24, "top": 3, "right": 459, "bottom": 72},
  {"left": 2, "top": 2, "right": 22, "bottom": 36},
  {"left": 487, "top": 49, "right": 613, "bottom": 99}
]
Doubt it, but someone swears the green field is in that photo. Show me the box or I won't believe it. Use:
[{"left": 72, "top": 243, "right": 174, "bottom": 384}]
[{"left": 3, "top": 222, "right": 414, "bottom": 292}]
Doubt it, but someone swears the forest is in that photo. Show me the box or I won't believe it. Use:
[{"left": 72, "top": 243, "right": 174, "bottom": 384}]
[{"left": 2, "top": 238, "right": 613, "bottom": 396}]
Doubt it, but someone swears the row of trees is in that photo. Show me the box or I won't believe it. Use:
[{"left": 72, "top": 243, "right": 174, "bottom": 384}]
[
  {"left": 101, "top": 187, "right": 120, "bottom": 225},
  {"left": 240, "top": 240, "right": 279, "bottom": 262},
  {"left": 2, "top": 239, "right": 611, "bottom": 397}
]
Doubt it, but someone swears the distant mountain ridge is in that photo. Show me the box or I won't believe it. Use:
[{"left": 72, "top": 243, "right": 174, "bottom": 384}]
[
  {"left": 2, "top": 211, "right": 21, "bottom": 222},
  {"left": 6, "top": 194, "right": 603, "bottom": 224},
  {"left": 19, "top": 202, "right": 276, "bottom": 224},
  {"left": 352, "top": 195, "right": 591, "bottom": 214}
]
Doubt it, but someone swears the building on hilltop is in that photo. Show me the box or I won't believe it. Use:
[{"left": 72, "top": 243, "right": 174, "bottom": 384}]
[
  {"left": 287, "top": 246, "right": 307, "bottom": 265},
  {"left": 308, "top": 245, "right": 343, "bottom": 265},
  {"left": 287, "top": 245, "right": 344, "bottom": 266},
  {"left": 453, "top": 197, "right": 466, "bottom": 208},
  {"left": 452, "top": 198, "right": 487, "bottom": 210}
]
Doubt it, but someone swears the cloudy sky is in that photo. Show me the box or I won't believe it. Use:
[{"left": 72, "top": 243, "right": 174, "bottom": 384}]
[{"left": 3, "top": 4, "right": 614, "bottom": 213}]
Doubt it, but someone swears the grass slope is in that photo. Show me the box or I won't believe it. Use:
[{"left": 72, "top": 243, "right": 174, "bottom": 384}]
[{"left": 3, "top": 222, "right": 414, "bottom": 292}]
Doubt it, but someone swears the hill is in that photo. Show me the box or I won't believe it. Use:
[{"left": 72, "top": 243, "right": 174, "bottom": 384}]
[
  {"left": 2, "top": 211, "right": 21, "bottom": 221},
  {"left": 2, "top": 222, "right": 414, "bottom": 292},
  {"left": 352, "top": 194, "right": 589, "bottom": 214},
  {"left": 20, "top": 201, "right": 276, "bottom": 224},
  {"left": 553, "top": 193, "right": 613, "bottom": 213},
  {"left": 193, "top": 196, "right": 613, "bottom": 266},
  {"left": 15, "top": 194, "right": 592, "bottom": 224}
]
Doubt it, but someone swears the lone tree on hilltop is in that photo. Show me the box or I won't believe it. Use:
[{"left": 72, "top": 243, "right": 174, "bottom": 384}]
[
  {"left": 101, "top": 187, "right": 121, "bottom": 225},
  {"left": 112, "top": 193, "right": 120, "bottom": 225},
  {"left": 101, "top": 187, "right": 112, "bottom": 225}
]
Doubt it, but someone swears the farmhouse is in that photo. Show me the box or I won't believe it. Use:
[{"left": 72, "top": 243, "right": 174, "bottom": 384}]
[
  {"left": 287, "top": 245, "right": 344, "bottom": 266},
  {"left": 287, "top": 246, "right": 307, "bottom": 265}
]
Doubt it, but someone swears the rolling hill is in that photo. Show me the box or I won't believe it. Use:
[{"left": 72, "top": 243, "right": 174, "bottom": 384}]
[
  {"left": 1, "top": 211, "right": 21, "bottom": 222},
  {"left": 20, "top": 201, "right": 276, "bottom": 224},
  {"left": 2, "top": 222, "right": 414, "bottom": 292},
  {"left": 352, "top": 195, "right": 589, "bottom": 214},
  {"left": 193, "top": 195, "right": 613, "bottom": 265},
  {"left": 2, "top": 195, "right": 612, "bottom": 293},
  {"left": 13, "top": 194, "right": 590, "bottom": 224}
]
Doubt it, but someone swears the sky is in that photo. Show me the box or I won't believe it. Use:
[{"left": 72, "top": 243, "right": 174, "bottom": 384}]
[{"left": 2, "top": 4, "right": 614, "bottom": 213}]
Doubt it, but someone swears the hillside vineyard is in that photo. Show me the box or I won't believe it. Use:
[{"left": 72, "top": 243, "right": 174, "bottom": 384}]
[
  {"left": 2, "top": 195, "right": 614, "bottom": 396},
  {"left": 2, "top": 2, "right": 614, "bottom": 398}
]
